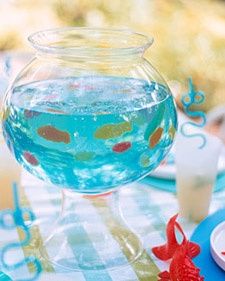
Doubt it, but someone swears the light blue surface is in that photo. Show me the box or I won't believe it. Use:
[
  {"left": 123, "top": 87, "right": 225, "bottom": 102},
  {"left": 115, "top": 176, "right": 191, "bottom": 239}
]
[
  {"left": 142, "top": 172, "right": 225, "bottom": 193},
  {"left": 191, "top": 209, "right": 225, "bottom": 281}
]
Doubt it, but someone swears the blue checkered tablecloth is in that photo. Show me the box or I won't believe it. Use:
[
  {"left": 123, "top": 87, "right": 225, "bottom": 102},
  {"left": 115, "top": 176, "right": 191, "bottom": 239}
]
[{"left": 1, "top": 171, "right": 225, "bottom": 281}]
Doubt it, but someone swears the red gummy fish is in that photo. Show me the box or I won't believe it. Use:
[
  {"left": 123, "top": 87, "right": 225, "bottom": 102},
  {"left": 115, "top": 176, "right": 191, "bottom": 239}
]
[
  {"left": 158, "top": 244, "right": 204, "bottom": 281},
  {"left": 152, "top": 214, "right": 200, "bottom": 260}
]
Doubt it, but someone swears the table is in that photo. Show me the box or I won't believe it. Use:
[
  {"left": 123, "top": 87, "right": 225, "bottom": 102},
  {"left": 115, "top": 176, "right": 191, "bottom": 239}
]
[{"left": 1, "top": 171, "right": 225, "bottom": 280}]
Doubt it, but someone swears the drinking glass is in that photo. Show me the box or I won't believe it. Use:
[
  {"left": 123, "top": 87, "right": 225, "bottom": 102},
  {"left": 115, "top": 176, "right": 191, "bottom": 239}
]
[
  {"left": 176, "top": 129, "right": 222, "bottom": 222},
  {"left": 2, "top": 28, "right": 177, "bottom": 270}
]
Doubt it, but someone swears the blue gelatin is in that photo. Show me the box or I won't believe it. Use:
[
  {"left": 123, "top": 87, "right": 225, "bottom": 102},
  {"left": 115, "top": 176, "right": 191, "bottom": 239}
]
[{"left": 3, "top": 76, "right": 177, "bottom": 193}]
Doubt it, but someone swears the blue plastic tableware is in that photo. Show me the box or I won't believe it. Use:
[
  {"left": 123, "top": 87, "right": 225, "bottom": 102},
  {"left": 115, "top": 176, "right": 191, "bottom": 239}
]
[
  {"left": 142, "top": 172, "right": 225, "bottom": 194},
  {"left": 0, "top": 272, "right": 12, "bottom": 281},
  {"left": 141, "top": 176, "right": 176, "bottom": 192},
  {"left": 191, "top": 209, "right": 225, "bottom": 281}
]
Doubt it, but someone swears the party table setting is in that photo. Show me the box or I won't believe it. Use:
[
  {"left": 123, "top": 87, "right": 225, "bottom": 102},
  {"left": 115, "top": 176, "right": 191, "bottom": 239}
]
[{"left": 0, "top": 27, "right": 225, "bottom": 281}]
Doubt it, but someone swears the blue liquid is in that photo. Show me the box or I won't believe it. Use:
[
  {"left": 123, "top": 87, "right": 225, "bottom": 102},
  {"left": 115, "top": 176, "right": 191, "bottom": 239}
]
[{"left": 3, "top": 76, "right": 177, "bottom": 193}]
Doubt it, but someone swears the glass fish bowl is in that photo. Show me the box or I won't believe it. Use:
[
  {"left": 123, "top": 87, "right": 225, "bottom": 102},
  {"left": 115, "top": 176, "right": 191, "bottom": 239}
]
[{"left": 2, "top": 28, "right": 177, "bottom": 271}]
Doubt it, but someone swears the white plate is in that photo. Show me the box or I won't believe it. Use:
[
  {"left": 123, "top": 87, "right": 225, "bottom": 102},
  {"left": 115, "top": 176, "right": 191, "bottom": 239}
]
[
  {"left": 210, "top": 221, "right": 225, "bottom": 271},
  {"left": 149, "top": 153, "right": 225, "bottom": 180}
]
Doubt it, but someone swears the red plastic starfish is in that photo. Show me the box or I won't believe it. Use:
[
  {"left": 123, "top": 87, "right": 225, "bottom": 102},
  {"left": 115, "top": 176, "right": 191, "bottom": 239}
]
[
  {"left": 158, "top": 243, "right": 204, "bottom": 281},
  {"left": 152, "top": 214, "right": 200, "bottom": 261}
]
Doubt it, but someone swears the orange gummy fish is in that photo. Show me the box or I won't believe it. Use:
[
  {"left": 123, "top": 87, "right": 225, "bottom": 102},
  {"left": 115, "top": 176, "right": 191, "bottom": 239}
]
[{"left": 37, "top": 125, "right": 70, "bottom": 144}]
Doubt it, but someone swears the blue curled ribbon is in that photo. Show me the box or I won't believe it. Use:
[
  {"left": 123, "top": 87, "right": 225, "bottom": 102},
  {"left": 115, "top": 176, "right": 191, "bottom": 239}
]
[
  {"left": 180, "top": 78, "right": 206, "bottom": 149},
  {"left": 0, "top": 183, "right": 42, "bottom": 281}
]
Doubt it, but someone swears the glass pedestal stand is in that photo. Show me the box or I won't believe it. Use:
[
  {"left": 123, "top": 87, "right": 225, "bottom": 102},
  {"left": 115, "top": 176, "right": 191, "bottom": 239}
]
[{"left": 40, "top": 189, "right": 143, "bottom": 271}]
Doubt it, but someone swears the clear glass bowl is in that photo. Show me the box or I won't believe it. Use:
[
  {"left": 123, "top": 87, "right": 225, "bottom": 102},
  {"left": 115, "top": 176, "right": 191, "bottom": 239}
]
[{"left": 1, "top": 27, "right": 177, "bottom": 271}]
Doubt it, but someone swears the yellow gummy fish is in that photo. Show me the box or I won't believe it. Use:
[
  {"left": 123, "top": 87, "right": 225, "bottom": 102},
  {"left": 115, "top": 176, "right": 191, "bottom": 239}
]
[{"left": 94, "top": 122, "right": 132, "bottom": 139}]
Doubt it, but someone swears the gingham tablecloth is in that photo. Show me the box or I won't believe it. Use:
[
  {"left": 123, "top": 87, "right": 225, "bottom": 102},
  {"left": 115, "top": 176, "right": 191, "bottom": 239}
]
[{"left": 1, "top": 171, "right": 225, "bottom": 281}]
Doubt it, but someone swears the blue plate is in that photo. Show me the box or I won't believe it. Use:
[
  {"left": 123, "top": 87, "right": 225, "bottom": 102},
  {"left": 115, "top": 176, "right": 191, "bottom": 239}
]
[
  {"left": 141, "top": 176, "right": 176, "bottom": 193},
  {"left": 191, "top": 209, "right": 225, "bottom": 281},
  {"left": 142, "top": 172, "right": 225, "bottom": 194}
]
